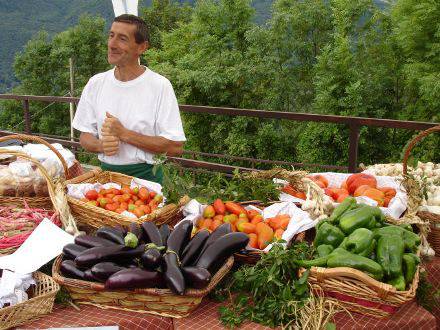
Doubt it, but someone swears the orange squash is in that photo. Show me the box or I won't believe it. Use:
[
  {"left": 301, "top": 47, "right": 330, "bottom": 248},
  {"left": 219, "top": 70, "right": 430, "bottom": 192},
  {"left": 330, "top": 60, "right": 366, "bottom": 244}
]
[{"left": 362, "top": 188, "right": 385, "bottom": 207}]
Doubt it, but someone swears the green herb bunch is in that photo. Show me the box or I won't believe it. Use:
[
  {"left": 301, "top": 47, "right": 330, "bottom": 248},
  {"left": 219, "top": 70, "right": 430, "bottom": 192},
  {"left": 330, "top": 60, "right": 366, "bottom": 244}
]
[{"left": 216, "top": 242, "right": 313, "bottom": 328}]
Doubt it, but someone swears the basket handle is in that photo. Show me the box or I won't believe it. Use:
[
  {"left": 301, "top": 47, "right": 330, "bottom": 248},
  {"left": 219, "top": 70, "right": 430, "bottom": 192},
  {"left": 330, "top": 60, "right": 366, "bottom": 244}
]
[
  {"left": 65, "top": 167, "right": 102, "bottom": 185},
  {"left": 0, "top": 150, "right": 57, "bottom": 206},
  {"left": 0, "top": 134, "right": 69, "bottom": 177},
  {"left": 402, "top": 125, "right": 440, "bottom": 175},
  {"left": 312, "top": 266, "right": 396, "bottom": 299}
]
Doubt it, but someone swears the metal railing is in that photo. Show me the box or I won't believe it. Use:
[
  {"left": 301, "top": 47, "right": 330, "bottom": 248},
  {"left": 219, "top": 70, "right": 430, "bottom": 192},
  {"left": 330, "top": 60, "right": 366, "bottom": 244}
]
[{"left": 0, "top": 94, "right": 438, "bottom": 173}]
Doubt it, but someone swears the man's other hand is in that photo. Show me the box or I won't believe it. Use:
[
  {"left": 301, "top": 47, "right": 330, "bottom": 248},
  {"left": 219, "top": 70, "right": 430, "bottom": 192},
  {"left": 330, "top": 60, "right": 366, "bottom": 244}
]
[
  {"left": 102, "top": 112, "right": 125, "bottom": 137},
  {"left": 101, "top": 134, "right": 119, "bottom": 156}
]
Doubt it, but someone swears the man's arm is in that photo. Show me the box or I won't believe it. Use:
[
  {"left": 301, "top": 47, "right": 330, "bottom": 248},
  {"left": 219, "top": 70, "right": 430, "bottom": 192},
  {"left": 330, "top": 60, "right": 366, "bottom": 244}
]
[
  {"left": 101, "top": 113, "right": 184, "bottom": 157},
  {"left": 79, "top": 132, "right": 120, "bottom": 156}
]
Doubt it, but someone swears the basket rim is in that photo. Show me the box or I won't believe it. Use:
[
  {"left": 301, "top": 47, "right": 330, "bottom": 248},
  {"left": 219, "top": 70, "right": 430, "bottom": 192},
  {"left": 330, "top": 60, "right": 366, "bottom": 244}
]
[{"left": 52, "top": 254, "right": 233, "bottom": 298}]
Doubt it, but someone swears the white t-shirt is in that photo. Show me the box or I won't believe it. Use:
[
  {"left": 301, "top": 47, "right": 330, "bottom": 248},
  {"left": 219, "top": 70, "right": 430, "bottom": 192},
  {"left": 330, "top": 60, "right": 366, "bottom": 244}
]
[{"left": 72, "top": 67, "right": 186, "bottom": 165}]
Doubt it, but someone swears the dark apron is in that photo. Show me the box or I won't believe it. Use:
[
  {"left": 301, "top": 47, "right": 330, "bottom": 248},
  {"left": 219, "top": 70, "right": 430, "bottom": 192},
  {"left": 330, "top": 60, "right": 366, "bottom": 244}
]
[{"left": 101, "top": 162, "right": 163, "bottom": 184}]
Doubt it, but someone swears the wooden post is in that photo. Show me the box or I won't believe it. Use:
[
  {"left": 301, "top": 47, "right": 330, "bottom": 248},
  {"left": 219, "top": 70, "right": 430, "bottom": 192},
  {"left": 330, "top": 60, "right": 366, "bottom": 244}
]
[
  {"left": 23, "top": 99, "right": 30, "bottom": 134},
  {"left": 69, "top": 57, "right": 75, "bottom": 142},
  {"left": 348, "top": 123, "right": 360, "bottom": 173}
]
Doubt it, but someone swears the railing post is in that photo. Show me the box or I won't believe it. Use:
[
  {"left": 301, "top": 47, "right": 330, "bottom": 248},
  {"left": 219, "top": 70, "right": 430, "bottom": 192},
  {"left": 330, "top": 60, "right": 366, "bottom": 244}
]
[
  {"left": 23, "top": 99, "right": 31, "bottom": 134},
  {"left": 348, "top": 123, "right": 360, "bottom": 172}
]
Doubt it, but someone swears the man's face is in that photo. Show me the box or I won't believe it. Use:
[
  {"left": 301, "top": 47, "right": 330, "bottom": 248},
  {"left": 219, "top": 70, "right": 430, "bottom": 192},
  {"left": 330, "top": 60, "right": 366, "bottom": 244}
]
[{"left": 107, "top": 22, "right": 146, "bottom": 66}]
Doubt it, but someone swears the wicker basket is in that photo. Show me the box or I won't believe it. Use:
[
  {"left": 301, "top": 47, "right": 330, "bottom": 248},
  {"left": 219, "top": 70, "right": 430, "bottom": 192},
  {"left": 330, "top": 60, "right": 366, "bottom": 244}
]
[
  {"left": 52, "top": 255, "right": 233, "bottom": 318},
  {"left": 299, "top": 259, "right": 420, "bottom": 318},
  {"left": 0, "top": 134, "right": 83, "bottom": 209},
  {"left": 65, "top": 168, "right": 189, "bottom": 229},
  {"left": 401, "top": 125, "right": 440, "bottom": 254},
  {"left": 0, "top": 271, "right": 59, "bottom": 330}
]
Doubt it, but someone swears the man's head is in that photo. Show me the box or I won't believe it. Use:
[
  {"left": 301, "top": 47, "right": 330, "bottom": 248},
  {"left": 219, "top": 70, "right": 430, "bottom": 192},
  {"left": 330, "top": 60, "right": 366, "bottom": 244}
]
[{"left": 107, "top": 14, "right": 149, "bottom": 66}]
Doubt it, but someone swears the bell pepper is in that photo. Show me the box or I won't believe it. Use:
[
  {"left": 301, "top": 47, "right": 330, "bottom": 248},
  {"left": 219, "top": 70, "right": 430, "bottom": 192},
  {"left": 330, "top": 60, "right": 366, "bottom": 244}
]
[
  {"left": 326, "top": 248, "right": 383, "bottom": 280},
  {"left": 314, "top": 222, "right": 345, "bottom": 248},
  {"left": 339, "top": 205, "right": 384, "bottom": 235},
  {"left": 376, "top": 234, "right": 404, "bottom": 279},
  {"left": 402, "top": 253, "right": 420, "bottom": 284},
  {"left": 373, "top": 225, "right": 421, "bottom": 252},
  {"left": 345, "top": 228, "right": 374, "bottom": 255},
  {"left": 316, "top": 244, "right": 334, "bottom": 257},
  {"left": 327, "top": 197, "right": 357, "bottom": 223},
  {"left": 387, "top": 274, "right": 406, "bottom": 291},
  {"left": 358, "top": 238, "right": 376, "bottom": 258}
]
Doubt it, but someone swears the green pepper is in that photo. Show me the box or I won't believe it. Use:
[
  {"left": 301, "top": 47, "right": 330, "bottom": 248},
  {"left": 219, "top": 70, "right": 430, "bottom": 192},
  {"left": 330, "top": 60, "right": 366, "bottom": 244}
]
[
  {"left": 345, "top": 228, "right": 374, "bottom": 255},
  {"left": 387, "top": 274, "right": 406, "bottom": 291},
  {"left": 339, "top": 205, "right": 384, "bottom": 235},
  {"left": 338, "top": 237, "right": 348, "bottom": 249},
  {"left": 402, "top": 253, "right": 420, "bottom": 284},
  {"left": 314, "top": 223, "right": 345, "bottom": 248},
  {"left": 328, "top": 197, "right": 357, "bottom": 223},
  {"left": 316, "top": 244, "right": 334, "bottom": 257},
  {"left": 326, "top": 248, "right": 383, "bottom": 280},
  {"left": 373, "top": 225, "right": 421, "bottom": 252},
  {"left": 358, "top": 239, "right": 376, "bottom": 258},
  {"left": 296, "top": 257, "right": 328, "bottom": 268},
  {"left": 376, "top": 234, "right": 405, "bottom": 279}
]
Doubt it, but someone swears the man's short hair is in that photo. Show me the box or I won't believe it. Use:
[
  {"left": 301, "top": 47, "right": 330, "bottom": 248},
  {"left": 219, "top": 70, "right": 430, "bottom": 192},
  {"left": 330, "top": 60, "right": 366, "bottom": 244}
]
[{"left": 114, "top": 14, "right": 149, "bottom": 44}]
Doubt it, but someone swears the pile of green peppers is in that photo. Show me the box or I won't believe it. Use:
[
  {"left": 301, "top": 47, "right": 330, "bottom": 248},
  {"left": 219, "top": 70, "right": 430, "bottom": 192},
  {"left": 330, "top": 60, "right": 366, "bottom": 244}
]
[{"left": 297, "top": 197, "right": 421, "bottom": 291}]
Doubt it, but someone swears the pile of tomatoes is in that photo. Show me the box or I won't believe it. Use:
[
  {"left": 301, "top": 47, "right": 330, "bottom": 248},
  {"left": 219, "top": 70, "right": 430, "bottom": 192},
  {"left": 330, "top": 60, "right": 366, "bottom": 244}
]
[{"left": 80, "top": 186, "right": 163, "bottom": 218}]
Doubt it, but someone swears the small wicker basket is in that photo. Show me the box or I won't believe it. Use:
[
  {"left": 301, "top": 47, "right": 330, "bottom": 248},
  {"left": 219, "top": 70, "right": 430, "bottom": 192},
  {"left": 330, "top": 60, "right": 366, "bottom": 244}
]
[
  {"left": 0, "top": 271, "right": 59, "bottom": 330},
  {"left": 0, "top": 134, "right": 83, "bottom": 209},
  {"left": 401, "top": 125, "right": 440, "bottom": 254},
  {"left": 52, "top": 255, "right": 233, "bottom": 318},
  {"left": 65, "top": 168, "right": 189, "bottom": 229}
]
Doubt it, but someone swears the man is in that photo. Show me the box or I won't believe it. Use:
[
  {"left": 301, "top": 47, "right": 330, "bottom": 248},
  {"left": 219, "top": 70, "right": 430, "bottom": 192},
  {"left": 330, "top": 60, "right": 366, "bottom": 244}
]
[{"left": 72, "top": 14, "right": 185, "bottom": 184}]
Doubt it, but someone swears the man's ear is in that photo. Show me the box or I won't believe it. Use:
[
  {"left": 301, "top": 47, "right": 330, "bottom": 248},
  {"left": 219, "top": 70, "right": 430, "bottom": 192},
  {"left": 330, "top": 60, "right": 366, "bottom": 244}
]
[{"left": 139, "top": 41, "right": 148, "bottom": 55}]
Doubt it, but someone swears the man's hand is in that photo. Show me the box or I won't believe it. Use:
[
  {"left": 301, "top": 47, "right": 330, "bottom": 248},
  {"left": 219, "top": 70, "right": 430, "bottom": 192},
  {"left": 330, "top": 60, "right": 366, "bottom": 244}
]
[
  {"left": 102, "top": 112, "right": 125, "bottom": 137},
  {"left": 101, "top": 134, "right": 119, "bottom": 156}
]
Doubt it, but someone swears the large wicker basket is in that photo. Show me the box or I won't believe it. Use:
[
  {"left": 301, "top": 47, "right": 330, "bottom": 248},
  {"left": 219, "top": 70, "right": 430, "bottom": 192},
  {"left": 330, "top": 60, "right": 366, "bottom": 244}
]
[
  {"left": 299, "top": 259, "right": 420, "bottom": 318},
  {"left": 402, "top": 125, "right": 440, "bottom": 254},
  {"left": 65, "top": 169, "right": 189, "bottom": 229},
  {"left": 0, "top": 271, "right": 59, "bottom": 330},
  {"left": 0, "top": 134, "right": 83, "bottom": 209},
  {"left": 52, "top": 255, "right": 233, "bottom": 318}
]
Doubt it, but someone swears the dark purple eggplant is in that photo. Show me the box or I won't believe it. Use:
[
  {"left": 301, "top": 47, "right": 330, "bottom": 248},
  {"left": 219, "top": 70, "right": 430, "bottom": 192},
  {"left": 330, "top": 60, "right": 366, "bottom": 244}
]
[
  {"left": 114, "top": 225, "right": 127, "bottom": 235},
  {"left": 193, "top": 223, "right": 232, "bottom": 265},
  {"left": 141, "top": 249, "right": 162, "bottom": 270},
  {"left": 141, "top": 222, "right": 163, "bottom": 246},
  {"left": 128, "top": 222, "right": 143, "bottom": 240},
  {"left": 159, "top": 224, "right": 170, "bottom": 244},
  {"left": 74, "top": 235, "right": 116, "bottom": 248},
  {"left": 84, "top": 269, "right": 98, "bottom": 282},
  {"left": 91, "top": 262, "right": 126, "bottom": 282},
  {"left": 105, "top": 268, "right": 164, "bottom": 289},
  {"left": 163, "top": 252, "right": 185, "bottom": 295},
  {"left": 196, "top": 232, "right": 249, "bottom": 271},
  {"left": 182, "top": 267, "right": 211, "bottom": 289},
  {"left": 181, "top": 229, "right": 210, "bottom": 266},
  {"left": 62, "top": 243, "right": 88, "bottom": 260},
  {"left": 75, "top": 244, "right": 145, "bottom": 268},
  {"left": 60, "top": 260, "right": 85, "bottom": 280},
  {"left": 96, "top": 226, "right": 125, "bottom": 245},
  {"left": 167, "top": 220, "right": 193, "bottom": 256}
]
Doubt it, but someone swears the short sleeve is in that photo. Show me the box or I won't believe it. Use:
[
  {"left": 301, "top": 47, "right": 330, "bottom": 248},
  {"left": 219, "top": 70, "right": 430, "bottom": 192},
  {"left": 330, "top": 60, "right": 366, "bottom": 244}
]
[
  {"left": 155, "top": 80, "right": 186, "bottom": 142},
  {"left": 72, "top": 79, "right": 98, "bottom": 136}
]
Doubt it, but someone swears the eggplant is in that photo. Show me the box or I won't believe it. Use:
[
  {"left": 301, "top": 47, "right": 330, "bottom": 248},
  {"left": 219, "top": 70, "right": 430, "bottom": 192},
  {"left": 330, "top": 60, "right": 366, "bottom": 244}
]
[
  {"left": 182, "top": 267, "right": 211, "bottom": 289},
  {"left": 159, "top": 224, "right": 170, "bottom": 244},
  {"left": 84, "top": 269, "right": 98, "bottom": 282},
  {"left": 114, "top": 225, "right": 127, "bottom": 235},
  {"left": 167, "top": 220, "right": 193, "bottom": 256},
  {"left": 75, "top": 244, "right": 145, "bottom": 268},
  {"left": 181, "top": 229, "right": 210, "bottom": 266},
  {"left": 96, "top": 226, "right": 125, "bottom": 245},
  {"left": 128, "top": 222, "right": 143, "bottom": 240},
  {"left": 91, "top": 262, "right": 126, "bottom": 282},
  {"left": 141, "top": 222, "right": 163, "bottom": 246},
  {"left": 141, "top": 249, "right": 162, "bottom": 270},
  {"left": 196, "top": 232, "right": 249, "bottom": 271},
  {"left": 193, "top": 223, "right": 232, "bottom": 265},
  {"left": 74, "top": 235, "right": 116, "bottom": 248},
  {"left": 163, "top": 252, "right": 185, "bottom": 295},
  {"left": 60, "top": 260, "right": 85, "bottom": 280},
  {"left": 105, "top": 268, "right": 165, "bottom": 289},
  {"left": 62, "top": 243, "right": 88, "bottom": 260}
]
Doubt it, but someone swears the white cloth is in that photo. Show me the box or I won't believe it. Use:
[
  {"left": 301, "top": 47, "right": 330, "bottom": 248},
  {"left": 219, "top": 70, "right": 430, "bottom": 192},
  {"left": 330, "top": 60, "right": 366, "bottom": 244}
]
[{"left": 72, "top": 67, "right": 186, "bottom": 165}]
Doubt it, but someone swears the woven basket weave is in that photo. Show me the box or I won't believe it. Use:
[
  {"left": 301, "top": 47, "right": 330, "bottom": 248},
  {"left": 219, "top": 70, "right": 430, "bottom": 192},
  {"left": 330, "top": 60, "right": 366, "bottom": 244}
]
[
  {"left": 0, "top": 271, "right": 59, "bottom": 330},
  {"left": 401, "top": 125, "right": 440, "bottom": 254},
  {"left": 52, "top": 255, "right": 233, "bottom": 318},
  {"left": 65, "top": 168, "right": 189, "bottom": 229},
  {"left": 0, "top": 134, "right": 83, "bottom": 209}
]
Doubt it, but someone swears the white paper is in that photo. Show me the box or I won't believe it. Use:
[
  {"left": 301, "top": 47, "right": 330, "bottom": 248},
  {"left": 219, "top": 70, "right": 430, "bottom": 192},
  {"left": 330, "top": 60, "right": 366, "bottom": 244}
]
[
  {"left": 0, "top": 270, "right": 16, "bottom": 298},
  {"left": 0, "top": 219, "right": 74, "bottom": 274}
]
